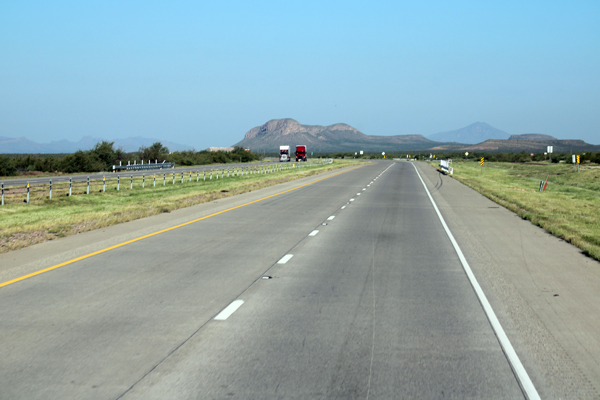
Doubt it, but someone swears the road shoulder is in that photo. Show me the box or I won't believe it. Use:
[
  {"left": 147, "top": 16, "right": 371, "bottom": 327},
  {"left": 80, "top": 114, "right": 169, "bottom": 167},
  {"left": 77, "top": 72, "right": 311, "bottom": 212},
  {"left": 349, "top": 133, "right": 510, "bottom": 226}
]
[{"left": 414, "top": 161, "right": 600, "bottom": 399}]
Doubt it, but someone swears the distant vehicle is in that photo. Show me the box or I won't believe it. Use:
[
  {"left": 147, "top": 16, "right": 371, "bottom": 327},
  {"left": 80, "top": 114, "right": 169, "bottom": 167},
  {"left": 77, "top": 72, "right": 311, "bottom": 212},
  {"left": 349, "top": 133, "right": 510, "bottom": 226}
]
[
  {"left": 279, "top": 145, "right": 290, "bottom": 162},
  {"left": 295, "top": 145, "right": 307, "bottom": 162}
]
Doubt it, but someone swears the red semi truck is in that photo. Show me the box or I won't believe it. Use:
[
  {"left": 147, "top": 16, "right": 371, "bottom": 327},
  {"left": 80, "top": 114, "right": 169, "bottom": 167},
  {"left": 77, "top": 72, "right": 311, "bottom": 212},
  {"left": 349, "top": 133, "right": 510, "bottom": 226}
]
[{"left": 295, "top": 145, "right": 307, "bottom": 162}]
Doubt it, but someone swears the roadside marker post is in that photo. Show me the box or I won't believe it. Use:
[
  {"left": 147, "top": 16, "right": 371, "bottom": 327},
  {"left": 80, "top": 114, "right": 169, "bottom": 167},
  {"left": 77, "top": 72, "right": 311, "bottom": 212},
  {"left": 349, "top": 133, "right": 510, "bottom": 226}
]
[
  {"left": 142, "top": 175, "right": 145, "bottom": 189},
  {"left": 69, "top": 178, "right": 72, "bottom": 196},
  {"left": 480, "top": 157, "right": 484, "bottom": 175},
  {"left": 117, "top": 176, "right": 120, "bottom": 191},
  {"left": 172, "top": 173, "right": 175, "bottom": 185},
  {"left": 577, "top": 155, "right": 581, "bottom": 172},
  {"left": 27, "top": 182, "right": 30, "bottom": 204},
  {"left": 87, "top": 176, "right": 90, "bottom": 194},
  {"left": 49, "top": 180, "right": 52, "bottom": 200},
  {"left": 131, "top": 175, "right": 133, "bottom": 190},
  {"left": 1, "top": 182, "right": 4, "bottom": 206},
  {"left": 103, "top": 176, "right": 106, "bottom": 192},
  {"left": 154, "top": 175, "right": 156, "bottom": 187}
]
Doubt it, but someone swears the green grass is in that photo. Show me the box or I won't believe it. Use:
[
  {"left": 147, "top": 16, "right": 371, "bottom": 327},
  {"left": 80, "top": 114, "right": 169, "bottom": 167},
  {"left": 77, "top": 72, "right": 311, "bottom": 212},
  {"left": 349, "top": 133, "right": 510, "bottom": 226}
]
[
  {"left": 428, "top": 160, "right": 600, "bottom": 261},
  {"left": 0, "top": 160, "right": 363, "bottom": 253}
]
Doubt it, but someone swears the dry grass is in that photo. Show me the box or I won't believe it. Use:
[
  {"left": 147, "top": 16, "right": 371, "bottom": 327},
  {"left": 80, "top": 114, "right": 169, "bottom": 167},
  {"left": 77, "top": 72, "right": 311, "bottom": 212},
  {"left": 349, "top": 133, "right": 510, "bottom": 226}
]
[{"left": 429, "top": 160, "right": 600, "bottom": 261}]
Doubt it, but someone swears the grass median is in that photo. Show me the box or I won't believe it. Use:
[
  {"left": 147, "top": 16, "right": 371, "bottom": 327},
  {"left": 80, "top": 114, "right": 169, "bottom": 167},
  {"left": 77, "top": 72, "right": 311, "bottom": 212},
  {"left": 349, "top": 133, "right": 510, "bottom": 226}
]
[
  {"left": 428, "top": 160, "right": 600, "bottom": 261},
  {"left": 0, "top": 160, "right": 363, "bottom": 253}
]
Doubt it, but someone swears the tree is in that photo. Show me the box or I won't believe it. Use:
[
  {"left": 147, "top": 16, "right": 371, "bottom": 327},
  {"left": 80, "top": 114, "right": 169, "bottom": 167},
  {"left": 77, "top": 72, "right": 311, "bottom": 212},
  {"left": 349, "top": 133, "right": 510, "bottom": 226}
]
[
  {"left": 140, "top": 142, "right": 169, "bottom": 162},
  {"left": 90, "top": 141, "right": 117, "bottom": 170}
]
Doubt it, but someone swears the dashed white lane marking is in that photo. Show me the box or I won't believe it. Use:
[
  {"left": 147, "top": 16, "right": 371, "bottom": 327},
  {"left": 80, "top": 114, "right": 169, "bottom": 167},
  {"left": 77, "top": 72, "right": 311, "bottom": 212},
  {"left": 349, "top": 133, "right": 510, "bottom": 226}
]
[
  {"left": 278, "top": 254, "right": 294, "bottom": 264},
  {"left": 341, "top": 205, "right": 347, "bottom": 209},
  {"left": 362, "top": 188, "right": 366, "bottom": 191},
  {"left": 410, "top": 163, "right": 540, "bottom": 400},
  {"left": 309, "top": 230, "right": 319, "bottom": 236},
  {"left": 327, "top": 216, "right": 335, "bottom": 220},
  {"left": 350, "top": 198, "right": 355, "bottom": 201},
  {"left": 214, "top": 300, "right": 244, "bottom": 320}
]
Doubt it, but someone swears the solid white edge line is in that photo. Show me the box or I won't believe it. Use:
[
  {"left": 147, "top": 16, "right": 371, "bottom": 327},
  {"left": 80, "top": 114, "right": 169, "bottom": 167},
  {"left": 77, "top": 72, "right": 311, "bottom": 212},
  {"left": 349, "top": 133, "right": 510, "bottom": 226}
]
[
  {"left": 214, "top": 300, "right": 244, "bottom": 320},
  {"left": 309, "top": 230, "right": 319, "bottom": 236},
  {"left": 327, "top": 216, "right": 335, "bottom": 220},
  {"left": 277, "top": 254, "right": 294, "bottom": 264},
  {"left": 410, "top": 163, "right": 540, "bottom": 400}
]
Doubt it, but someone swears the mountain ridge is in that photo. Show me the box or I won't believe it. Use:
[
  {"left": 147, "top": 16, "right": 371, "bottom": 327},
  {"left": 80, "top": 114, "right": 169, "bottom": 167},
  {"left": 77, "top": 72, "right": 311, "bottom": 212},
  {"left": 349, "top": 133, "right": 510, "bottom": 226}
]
[{"left": 0, "top": 136, "right": 193, "bottom": 154}]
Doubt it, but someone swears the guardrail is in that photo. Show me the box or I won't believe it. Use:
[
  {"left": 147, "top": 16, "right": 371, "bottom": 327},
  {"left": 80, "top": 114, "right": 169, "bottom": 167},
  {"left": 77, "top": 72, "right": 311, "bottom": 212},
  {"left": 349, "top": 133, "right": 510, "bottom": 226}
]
[
  {"left": 112, "top": 162, "right": 175, "bottom": 171},
  {"left": 1, "top": 159, "right": 329, "bottom": 206}
]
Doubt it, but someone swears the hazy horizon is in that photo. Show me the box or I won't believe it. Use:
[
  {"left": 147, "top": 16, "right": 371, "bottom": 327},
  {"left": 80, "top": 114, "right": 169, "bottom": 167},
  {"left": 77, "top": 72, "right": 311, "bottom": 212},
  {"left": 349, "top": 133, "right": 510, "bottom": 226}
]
[{"left": 2, "top": 1, "right": 599, "bottom": 148}]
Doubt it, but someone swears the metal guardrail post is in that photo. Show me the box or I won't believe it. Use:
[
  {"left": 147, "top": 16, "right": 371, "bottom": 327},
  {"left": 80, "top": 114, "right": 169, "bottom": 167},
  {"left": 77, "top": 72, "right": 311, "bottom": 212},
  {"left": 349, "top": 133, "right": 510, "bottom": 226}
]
[
  {"left": 87, "top": 176, "right": 90, "bottom": 194},
  {"left": 69, "top": 178, "right": 72, "bottom": 196},
  {"left": 49, "top": 180, "right": 52, "bottom": 200},
  {"left": 27, "top": 182, "right": 30, "bottom": 204}
]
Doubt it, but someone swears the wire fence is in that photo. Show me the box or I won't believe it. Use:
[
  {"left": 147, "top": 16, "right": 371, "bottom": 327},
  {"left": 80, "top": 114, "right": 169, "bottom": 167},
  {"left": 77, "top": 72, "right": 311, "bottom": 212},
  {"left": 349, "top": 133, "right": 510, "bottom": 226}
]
[{"left": 1, "top": 160, "right": 330, "bottom": 206}]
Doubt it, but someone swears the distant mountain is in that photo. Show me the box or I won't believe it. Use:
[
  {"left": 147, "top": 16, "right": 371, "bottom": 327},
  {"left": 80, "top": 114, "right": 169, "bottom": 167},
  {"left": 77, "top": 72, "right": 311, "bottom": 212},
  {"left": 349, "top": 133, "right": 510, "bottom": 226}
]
[
  {"left": 234, "top": 118, "right": 437, "bottom": 152},
  {"left": 427, "top": 122, "right": 510, "bottom": 144},
  {"left": 0, "top": 136, "right": 193, "bottom": 154},
  {"left": 508, "top": 133, "right": 556, "bottom": 141}
]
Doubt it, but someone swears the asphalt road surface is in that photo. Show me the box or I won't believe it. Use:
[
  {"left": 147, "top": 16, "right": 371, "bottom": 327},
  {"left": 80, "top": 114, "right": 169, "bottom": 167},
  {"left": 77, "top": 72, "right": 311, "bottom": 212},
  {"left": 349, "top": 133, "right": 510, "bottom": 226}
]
[{"left": 1, "top": 161, "right": 598, "bottom": 399}]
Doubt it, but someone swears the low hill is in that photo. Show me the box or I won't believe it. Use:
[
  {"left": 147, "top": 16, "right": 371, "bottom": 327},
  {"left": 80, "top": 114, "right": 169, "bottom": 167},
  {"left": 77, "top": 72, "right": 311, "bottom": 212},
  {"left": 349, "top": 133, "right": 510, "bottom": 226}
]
[
  {"left": 508, "top": 134, "right": 557, "bottom": 141},
  {"left": 427, "top": 122, "right": 510, "bottom": 144},
  {"left": 234, "top": 119, "right": 437, "bottom": 152},
  {"left": 463, "top": 139, "right": 600, "bottom": 153}
]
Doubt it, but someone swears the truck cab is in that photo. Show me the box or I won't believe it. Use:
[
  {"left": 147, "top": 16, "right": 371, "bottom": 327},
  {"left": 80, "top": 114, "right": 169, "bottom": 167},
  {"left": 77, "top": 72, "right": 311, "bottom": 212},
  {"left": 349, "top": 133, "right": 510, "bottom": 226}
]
[
  {"left": 295, "top": 145, "right": 307, "bottom": 162},
  {"left": 279, "top": 146, "right": 290, "bottom": 162}
]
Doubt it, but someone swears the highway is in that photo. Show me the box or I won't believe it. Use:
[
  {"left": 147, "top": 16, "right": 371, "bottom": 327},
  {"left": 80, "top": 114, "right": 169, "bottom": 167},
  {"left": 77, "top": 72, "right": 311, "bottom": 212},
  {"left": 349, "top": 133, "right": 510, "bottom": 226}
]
[{"left": 1, "top": 161, "right": 599, "bottom": 399}]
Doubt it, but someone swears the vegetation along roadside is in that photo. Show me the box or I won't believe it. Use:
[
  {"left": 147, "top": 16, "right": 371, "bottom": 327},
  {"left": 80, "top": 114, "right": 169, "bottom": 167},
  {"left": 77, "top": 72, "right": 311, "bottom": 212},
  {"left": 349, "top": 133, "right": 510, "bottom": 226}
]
[
  {"left": 427, "top": 160, "right": 600, "bottom": 261},
  {"left": 0, "top": 159, "right": 363, "bottom": 254}
]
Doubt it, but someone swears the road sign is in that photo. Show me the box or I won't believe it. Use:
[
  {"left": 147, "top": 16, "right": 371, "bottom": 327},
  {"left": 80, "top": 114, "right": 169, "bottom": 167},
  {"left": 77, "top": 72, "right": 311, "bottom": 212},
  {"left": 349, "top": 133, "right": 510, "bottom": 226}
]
[
  {"left": 577, "top": 155, "right": 580, "bottom": 164},
  {"left": 480, "top": 157, "right": 484, "bottom": 166}
]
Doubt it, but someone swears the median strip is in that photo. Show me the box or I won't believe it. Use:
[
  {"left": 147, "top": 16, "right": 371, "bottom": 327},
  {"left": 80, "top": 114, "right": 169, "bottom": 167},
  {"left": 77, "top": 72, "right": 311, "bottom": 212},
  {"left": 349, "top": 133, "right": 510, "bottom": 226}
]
[{"left": 0, "top": 164, "right": 366, "bottom": 288}]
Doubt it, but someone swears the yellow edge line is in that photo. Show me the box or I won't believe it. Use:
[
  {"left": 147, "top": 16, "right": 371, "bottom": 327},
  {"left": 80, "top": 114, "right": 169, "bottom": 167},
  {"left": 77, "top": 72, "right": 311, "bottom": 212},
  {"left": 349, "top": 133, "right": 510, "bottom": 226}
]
[{"left": 0, "top": 164, "right": 366, "bottom": 288}]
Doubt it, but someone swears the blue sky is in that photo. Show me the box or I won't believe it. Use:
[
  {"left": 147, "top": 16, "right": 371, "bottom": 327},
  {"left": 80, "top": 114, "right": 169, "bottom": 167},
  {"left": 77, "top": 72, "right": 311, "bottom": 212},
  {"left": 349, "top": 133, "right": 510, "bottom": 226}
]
[{"left": 2, "top": 0, "right": 599, "bottom": 148}]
